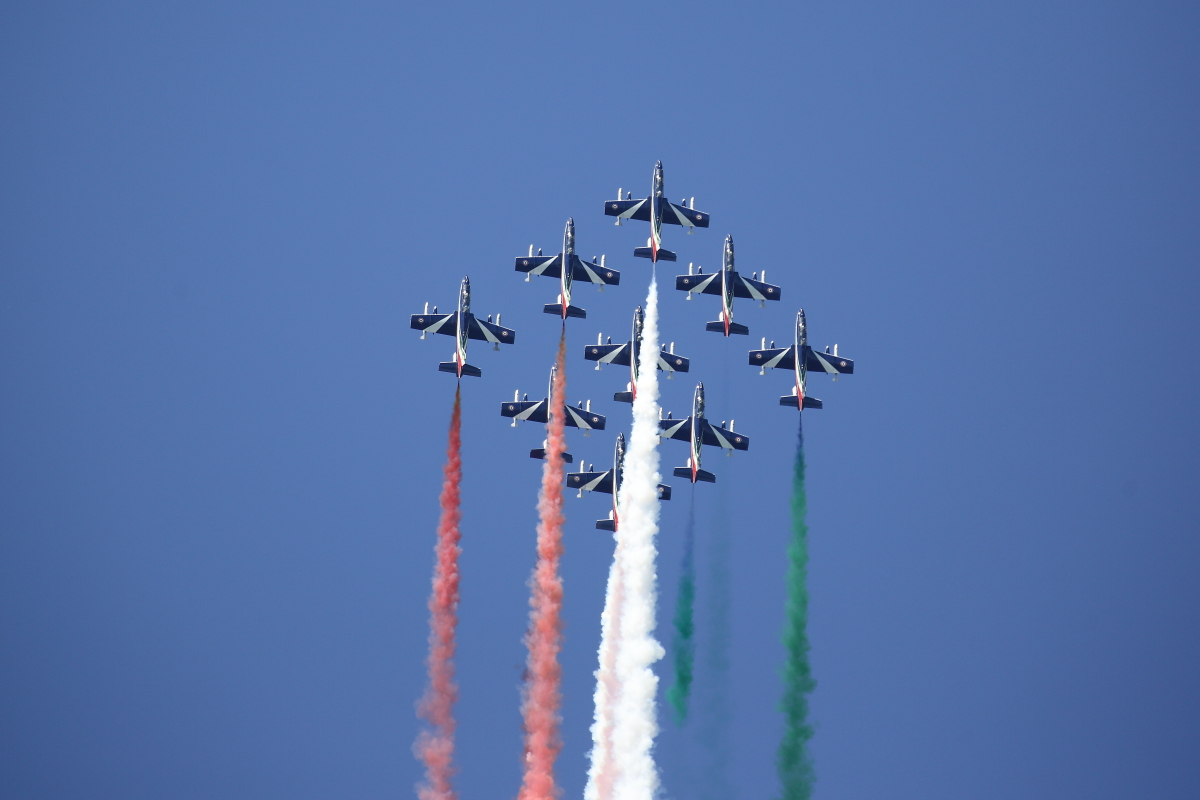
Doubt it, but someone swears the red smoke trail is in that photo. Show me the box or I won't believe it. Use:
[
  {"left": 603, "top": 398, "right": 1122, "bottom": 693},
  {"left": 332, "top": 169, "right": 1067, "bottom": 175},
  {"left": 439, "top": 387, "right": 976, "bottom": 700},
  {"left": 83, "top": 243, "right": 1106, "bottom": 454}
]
[
  {"left": 519, "top": 334, "right": 568, "bottom": 800},
  {"left": 415, "top": 387, "right": 463, "bottom": 800}
]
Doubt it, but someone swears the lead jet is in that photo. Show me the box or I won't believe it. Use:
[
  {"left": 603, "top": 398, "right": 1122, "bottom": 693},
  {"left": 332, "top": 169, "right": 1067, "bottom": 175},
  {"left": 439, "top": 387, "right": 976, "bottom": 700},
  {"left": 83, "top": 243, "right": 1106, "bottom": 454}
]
[
  {"left": 748, "top": 309, "right": 855, "bottom": 410},
  {"left": 565, "top": 433, "right": 672, "bottom": 531},
  {"left": 603, "top": 161, "right": 709, "bottom": 263},
  {"left": 583, "top": 305, "right": 690, "bottom": 403},
  {"left": 675, "top": 236, "right": 781, "bottom": 336},
  {"left": 500, "top": 363, "right": 606, "bottom": 462},
  {"left": 410, "top": 276, "right": 516, "bottom": 378},
  {"left": 658, "top": 382, "right": 749, "bottom": 484},
  {"left": 515, "top": 218, "right": 620, "bottom": 320}
]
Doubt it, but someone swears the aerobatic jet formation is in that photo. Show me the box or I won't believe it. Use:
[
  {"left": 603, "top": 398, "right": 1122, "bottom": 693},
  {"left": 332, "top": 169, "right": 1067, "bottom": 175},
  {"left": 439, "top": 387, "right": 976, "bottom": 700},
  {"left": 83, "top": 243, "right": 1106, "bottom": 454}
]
[
  {"left": 749, "top": 309, "right": 855, "bottom": 410},
  {"left": 675, "top": 236, "right": 781, "bottom": 335},
  {"left": 658, "top": 382, "right": 749, "bottom": 484},
  {"left": 584, "top": 305, "right": 690, "bottom": 403},
  {"left": 566, "top": 433, "right": 671, "bottom": 531},
  {"left": 410, "top": 276, "right": 516, "bottom": 378},
  {"left": 500, "top": 364, "right": 606, "bottom": 462},
  {"left": 604, "top": 161, "right": 709, "bottom": 263},
  {"left": 515, "top": 218, "right": 620, "bottom": 320}
]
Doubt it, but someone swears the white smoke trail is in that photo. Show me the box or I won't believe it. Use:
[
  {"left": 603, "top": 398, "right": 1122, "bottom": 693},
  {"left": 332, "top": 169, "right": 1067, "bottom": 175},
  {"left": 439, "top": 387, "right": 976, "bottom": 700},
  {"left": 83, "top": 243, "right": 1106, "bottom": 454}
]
[
  {"left": 583, "top": 538, "right": 624, "bottom": 800},
  {"left": 611, "top": 278, "right": 666, "bottom": 800}
]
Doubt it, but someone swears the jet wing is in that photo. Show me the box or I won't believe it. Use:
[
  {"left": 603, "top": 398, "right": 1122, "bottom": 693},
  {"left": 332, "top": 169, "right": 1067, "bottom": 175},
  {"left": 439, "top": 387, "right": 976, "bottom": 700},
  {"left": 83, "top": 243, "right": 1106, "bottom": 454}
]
[
  {"left": 661, "top": 201, "right": 710, "bottom": 228},
  {"left": 515, "top": 254, "right": 563, "bottom": 278},
  {"left": 566, "top": 468, "right": 615, "bottom": 495},
  {"left": 584, "top": 342, "right": 631, "bottom": 366},
  {"left": 805, "top": 348, "right": 854, "bottom": 375},
  {"left": 700, "top": 420, "right": 749, "bottom": 451},
  {"left": 732, "top": 274, "right": 782, "bottom": 303},
  {"left": 501, "top": 399, "right": 548, "bottom": 424},
  {"left": 675, "top": 272, "right": 722, "bottom": 296},
  {"left": 410, "top": 312, "right": 455, "bottom": 336},
  {"left": 467, "top": 315, "right": 516, "bottom": 345},
  {"left": 658, "top": 416, "right": 693, "bottom": 443},
  {"left": 604, "top": 198, "right": 651, "bottom": 221},
  {"left": 657, "top": 349, "right": 690, "bottom": 373},
  {"left": 569, "top": 255, "right": 620, "bottom": 287},
  {"left": 748, "top": 345, "right": 795, "bottom": 371},
  {"left": 565, "top": 405, "right": 606, "bottom": 431}
]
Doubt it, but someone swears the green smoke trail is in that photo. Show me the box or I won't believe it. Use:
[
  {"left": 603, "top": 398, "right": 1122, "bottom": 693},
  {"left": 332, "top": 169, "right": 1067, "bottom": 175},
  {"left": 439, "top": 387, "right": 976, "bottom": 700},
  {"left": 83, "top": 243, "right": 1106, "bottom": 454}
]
[
  {"left": 777, "top": 417, "right": 816, "bottom": 800},
  {"left": 666, "top": 491, "right": 697, "bottom": 724}
]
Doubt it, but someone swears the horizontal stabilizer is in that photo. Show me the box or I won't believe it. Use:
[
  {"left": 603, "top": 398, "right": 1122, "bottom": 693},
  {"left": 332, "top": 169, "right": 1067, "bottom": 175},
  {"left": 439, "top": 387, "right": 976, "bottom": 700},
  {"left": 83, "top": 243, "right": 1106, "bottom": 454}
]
[
  {"left": 780, "top": 394, "right": 823, "bottom": 409},
  {"left": 673, "top": 466, "right": 716, "bottom": 483},
  {"left": 596, "top": 518, "right": 616, "bottom": 532},
  {"left": 706, "top": 320, "right": 750, "bottom": 335},
  {"left": 613, "top": 390, "right": 633, "bottom": 404},
  {"left": 634, "top": 247, "right": 677, "bottom": 262},
  {"left": 544, "top": 303, "right": 587, "bottom": 319},
  {"left": 531, "top": 448, "right": 574, "bottom": 463},
  {"left": 658, "top": 483, "right": 673, "bottom": 501},
  {"left": 439, "top": 361, "right": 482, "bottom": 377}
]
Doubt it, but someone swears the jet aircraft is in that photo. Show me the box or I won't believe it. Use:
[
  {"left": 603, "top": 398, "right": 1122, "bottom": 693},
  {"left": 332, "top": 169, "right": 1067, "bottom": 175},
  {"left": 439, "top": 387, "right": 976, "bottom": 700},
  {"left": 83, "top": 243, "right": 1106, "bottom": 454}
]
[
  {"left": 409, "top": 276, "right": 516, "bottom": 378},
  {"left": 500, "top": 364, "right": 606, "bottom": 462},
  {"left": 565, "top": 433, "right": 671, "bottom": 531},
  {"left": 748, "top": 309, "right": 854, "bottom": 410},
  {"left": 675, "top": 236, "right": 781, "bottom": 335},
  {"left": 583, "top": 305, "right": 690, "bottom": 403},
  {"left": 515, "top": 218, "right": 620, "bottom": 320},
  {"left": 658, "top": 382, "right": 749, "bottom": 484},
  {"left": 603, "top": 161, "right": 709, "bottom": 263}
]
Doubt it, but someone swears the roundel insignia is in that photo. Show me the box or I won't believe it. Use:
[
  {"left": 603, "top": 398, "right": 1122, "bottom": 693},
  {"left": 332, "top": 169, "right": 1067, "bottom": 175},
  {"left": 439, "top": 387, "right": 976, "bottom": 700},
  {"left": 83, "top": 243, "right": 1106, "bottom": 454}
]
[
  {"left": 755, "top": 353, "right": 762, "bottom": 360},
  {"left": 592, "top": 417, "right": 599, "bottom": 423},
  {"left": 767, "top": 288, "right": 774, "bottom": 293},
  {"left": 523, "top": 260, "right": 529, "bottom": 266},
  {"left": 675, "top": 359, "right": 682, "bottom": 365},
  {"left": 611, "top": 204, "right": 618, "bottom": 209},
  {"left": 840, "top": 361, "right": 847, "bottom": 367},
  {"left": 682, "top": 278, "right": 690, "bottom": 285},
  {"left": 501, "top": 331, "right": 508, "bottom": 337},
  {"left": 606, "top": 272, "right": 613, "bottom": 278},
  {"left": 418, "top": 317, "right": 424, "bottom": 323},
  {"left": 735, "top": 437, "right": 743, "bottom": 444},
  {"left": 508, "top": 405, "right": 515, "bottom": 411},
  {"left": 592, "top": 348, "right": 599, "bottom": 353}
]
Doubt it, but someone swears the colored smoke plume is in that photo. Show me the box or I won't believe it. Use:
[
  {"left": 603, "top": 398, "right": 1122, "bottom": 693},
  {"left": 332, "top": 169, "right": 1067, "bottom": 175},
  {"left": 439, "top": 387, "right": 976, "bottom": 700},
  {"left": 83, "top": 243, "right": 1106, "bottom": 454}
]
[
  {"left": 611, "top": 278, "right": 665, "bottom": 800},
  {"left": 415, "top": 387, "right": 464, "bottom": 800},
  {"left": 519, "top": 333, "right": 568, "bottom": 800},
  {"left": 666, "top": 493, "right": 696, "bottom": 724},
  {"left": 777, "top": 417, "right": 816, "bottom": 800}
]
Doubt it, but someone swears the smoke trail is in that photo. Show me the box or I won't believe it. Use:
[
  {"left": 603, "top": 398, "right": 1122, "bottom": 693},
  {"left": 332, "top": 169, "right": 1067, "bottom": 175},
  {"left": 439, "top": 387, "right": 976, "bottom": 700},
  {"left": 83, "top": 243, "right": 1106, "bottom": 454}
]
[
  {"left": 415, "top": 387, "right": 463, "bottom": 800},
  {"left": 584, "top": 534, "right": 625, "bottom": 800},
  {"left": 776, "top": 417, "right": 816, "bottom": 800},
  {"left": 611, "top": 278, "right": 666, "bottom": 800},
  {"left": 519, "top": 334, "right": 568, "bottom": 800},
  {"left": 665, "top": 493, "right": 696, "bottom": 724}
]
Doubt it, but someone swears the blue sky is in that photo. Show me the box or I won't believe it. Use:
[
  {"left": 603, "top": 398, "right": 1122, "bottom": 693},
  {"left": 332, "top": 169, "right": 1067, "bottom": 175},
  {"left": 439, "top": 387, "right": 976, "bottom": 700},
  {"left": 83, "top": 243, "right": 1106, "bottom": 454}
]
[{"left": 1, "top": 2, "right": 1198, "bottom": 799}]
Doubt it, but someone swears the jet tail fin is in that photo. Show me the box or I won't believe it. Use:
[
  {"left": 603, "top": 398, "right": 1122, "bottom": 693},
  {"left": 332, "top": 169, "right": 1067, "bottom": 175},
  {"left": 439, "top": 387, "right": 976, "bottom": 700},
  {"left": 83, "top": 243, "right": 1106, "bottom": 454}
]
[
  {"left": 530, "top": 448, "right": 574, "bottom": 463},
  {"left": 634, "top": 247, "right": 677, "bottom": 262},
  {"left": 543, "top": 303, "right": 587, "bottom": 319},
  {"left": 705, "top": 320, "right": 750, "bottom": 335},
  {"left": 673, "top": 466, "right": 716, "bottom": 483},
  {"left": 439, "top": 361, "right": 482, "bottom": 377},
  {"left": 780, "top": 394, "right": 823, "bottom": 409},
  {"left": 613, "top": 390, "right": 634, "bottom": 404}
]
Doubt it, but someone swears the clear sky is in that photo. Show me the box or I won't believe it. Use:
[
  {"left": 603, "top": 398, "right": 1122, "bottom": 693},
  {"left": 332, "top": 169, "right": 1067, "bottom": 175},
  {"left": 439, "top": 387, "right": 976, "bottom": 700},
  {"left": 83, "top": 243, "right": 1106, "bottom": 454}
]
[{"left": 2, "top": 2, "right": 1198, "bottom": 799}]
